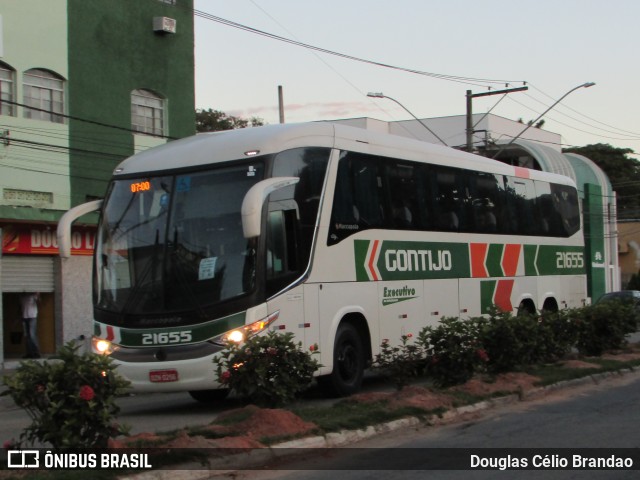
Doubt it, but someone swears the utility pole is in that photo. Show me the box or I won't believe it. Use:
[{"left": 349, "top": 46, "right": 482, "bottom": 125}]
[
  {"left": 278, "top": 85, "right": 285, "bottom": 124},
  {"left": 465, "top": 86, "right": 528, "bottom": 152}
]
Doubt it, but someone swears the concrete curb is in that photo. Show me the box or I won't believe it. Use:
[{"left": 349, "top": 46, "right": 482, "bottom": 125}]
[{"left": 120, "top": 366, "right": 640, "bottom": 478}]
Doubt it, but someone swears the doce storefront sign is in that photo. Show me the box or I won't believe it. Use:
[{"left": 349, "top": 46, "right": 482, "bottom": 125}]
[{"left": 2, "top": 224, "right": 95, "bottom": 256}]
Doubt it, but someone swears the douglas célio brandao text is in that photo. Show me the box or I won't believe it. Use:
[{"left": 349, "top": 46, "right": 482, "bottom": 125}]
[{"left": 470, "top": 454, "right": 634, "bottom": 470}]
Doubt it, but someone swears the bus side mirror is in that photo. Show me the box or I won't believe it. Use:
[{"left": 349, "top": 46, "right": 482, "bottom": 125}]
[
  {"left": 241, "top": 177, "right": 299, "bottom": 238},
  {"left": 57, "top": 200, "right": 103, "bottom": 258}
]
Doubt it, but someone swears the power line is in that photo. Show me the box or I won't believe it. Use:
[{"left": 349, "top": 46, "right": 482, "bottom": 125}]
[
  {"left": 2, "top": 99, "right": 176, "bottom": 140},
  {"left": 192, "top": 7, "right": 524, "bottom": 89},
  {"left": 529, "top": 84, "right": 640, "bottom": 139}
]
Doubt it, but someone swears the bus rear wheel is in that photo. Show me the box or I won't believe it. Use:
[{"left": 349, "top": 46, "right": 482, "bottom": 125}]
[
  {"left": 319, "top": 323, "right": 365, "bottom": 397},
  {"left": 188, "top": 389, "right": 229, "bottom": 403}
]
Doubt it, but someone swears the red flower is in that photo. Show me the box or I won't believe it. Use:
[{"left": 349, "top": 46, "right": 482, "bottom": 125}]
[
  {"left": 220, "top": 370, "right": 232, "bottom": 384},
  {"left": 36, "top": 384, "right": 46, "bottom": 394},
  {"left": 406, "top": 333, "right": 413, "bottom": 338},
  {"left": 476, "top": 348, "right": 490, "bottom": 363},
  {"left": 309, "top": 344, "right": 319, "bottom": 352},
  {"left": 79, "top": 385, "right": 95, "bottom": 401}
]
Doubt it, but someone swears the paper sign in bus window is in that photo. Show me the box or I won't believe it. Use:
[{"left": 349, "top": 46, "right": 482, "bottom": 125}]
[{"left": 198, "top": 257, "right": 218, "bottom": 280}]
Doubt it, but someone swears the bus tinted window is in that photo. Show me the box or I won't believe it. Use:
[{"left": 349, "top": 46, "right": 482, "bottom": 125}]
[
  {"left": 329, "top": 152, "right": 384, "bottom": 244},
  {"left": 433, "top": 167, "right": 467, "bottom": 232},
  {"left": 267, "top": 147, "right": 330, "bottom": 295},
  {"left": 328, "top": 151, "right": 580, "bottom": 244},
  {"left": 505, "top": 177, "right": 538, "bottom": 235},
  {"left": 468, "top": 172, "right": 505, "bottom": 233},
  {"left": 384, "top": 161, "right": 430, "bottom": 230},
  {"left": 550, "top": 183, "right": 581, "bottom": 237}
]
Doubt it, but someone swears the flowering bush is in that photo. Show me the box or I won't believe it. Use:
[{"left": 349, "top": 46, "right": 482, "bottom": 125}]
[
  {"left": 418, "top": 317, "right": 486, "bottom": 387},
  {"left": 1, "top": 341, "right": 130, "bottom": 448},
  {"left": 373, "top": 334, "right": 425, "bottom": 390},
  {"left": 214, "top": 331, "right": 320, "bottom": 407}
]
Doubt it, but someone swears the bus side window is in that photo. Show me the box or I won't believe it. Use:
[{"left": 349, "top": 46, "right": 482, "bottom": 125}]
[
  {"left": 505, "top": 177, "right": 538, "bottom": 235},
  {"left": 468, "top": 173, "right": 505, "bottom": 233},
  {"left": 266, "top": 208, "right": 299, "bottom": 296},
  {"left": 329, "top": 152, "right": 383, "bottom": 244},
  {"left": 271, "top": 147, "right": 330, "bottom": 254},
  {"left": 433, "top": 167, "right": 464, "bottom": 232},
  {"left": 551, "top": 183, "right": 580, "bottom": 237},
  {"left": 383, "top": 161, "right": 426, "bottom": 230}
]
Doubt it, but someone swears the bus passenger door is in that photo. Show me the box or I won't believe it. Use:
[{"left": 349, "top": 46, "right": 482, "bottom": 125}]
[{"left": 264, "top": 204, "right": 320, "bottom": 350}]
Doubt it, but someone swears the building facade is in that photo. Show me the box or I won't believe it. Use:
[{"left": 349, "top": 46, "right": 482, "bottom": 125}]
[{"left": 0, "top": 0, "right": 195, "bottom": 363}]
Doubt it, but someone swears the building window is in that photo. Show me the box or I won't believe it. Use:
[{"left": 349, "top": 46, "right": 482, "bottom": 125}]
[
  {"left": 23, "top": 68, "right": 65, "bottom": 123},
  {"left": 0, "top": 62, "right": 16, "bottom": 116},
  {"left": 131, "top": 89, "right": 165, "bottom": 136}
]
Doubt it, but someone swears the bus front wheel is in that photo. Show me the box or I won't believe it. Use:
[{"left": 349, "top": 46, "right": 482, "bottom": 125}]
[{"left": 319, "top": 323, "right": 365, "bottom": 397}]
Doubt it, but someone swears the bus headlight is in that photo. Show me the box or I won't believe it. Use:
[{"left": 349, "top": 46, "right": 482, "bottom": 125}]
[
  {"left": 92, "top": 337, "right": 118, "bottom": 355},
  {"left": 213, "top": 311, "right": 279, "bottom": 345}
]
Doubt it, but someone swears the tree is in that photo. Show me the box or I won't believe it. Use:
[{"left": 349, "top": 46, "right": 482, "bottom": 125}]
[
  {"left": 196, "top": 108, "right": 264, "bottom": 133},
  {"left": 563, "top": 144, "right": 640, "bottom": 219}
]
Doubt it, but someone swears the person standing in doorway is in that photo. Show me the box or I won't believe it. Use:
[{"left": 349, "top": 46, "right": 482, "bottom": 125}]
[{"left": 19, "top": 292, "right": 40, "bottom": 359}]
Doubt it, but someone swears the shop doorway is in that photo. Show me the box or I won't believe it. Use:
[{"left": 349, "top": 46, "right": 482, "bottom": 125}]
[{"left": 2, "top": 292, "right": 55, "bottom": 358}]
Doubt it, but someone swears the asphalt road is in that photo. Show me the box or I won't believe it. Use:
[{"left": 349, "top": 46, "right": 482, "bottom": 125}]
[{"left": 223, "top": 370, "right": 640, "bottom": 479}]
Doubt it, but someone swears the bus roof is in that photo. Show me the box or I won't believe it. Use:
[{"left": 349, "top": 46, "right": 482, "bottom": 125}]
[{"left": 114, "top": 122, "right": 576, "bottom": 187}]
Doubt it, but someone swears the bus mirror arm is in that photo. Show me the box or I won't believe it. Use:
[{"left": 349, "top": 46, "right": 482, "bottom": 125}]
[
  {"left": 57, "top": 199, "right": 103, "bottom": 258},
  {"left": 241, "top": 177, "right": 299, "bottom": 238}
]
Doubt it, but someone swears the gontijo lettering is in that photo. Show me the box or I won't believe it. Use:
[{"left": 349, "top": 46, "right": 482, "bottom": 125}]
[{"left": 385, "top": 249, "right": 452, "bottom": 272}]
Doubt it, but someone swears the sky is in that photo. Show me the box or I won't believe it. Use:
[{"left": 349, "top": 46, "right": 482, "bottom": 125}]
[{"left": 193, "top": 0, "right": 640, "bottom": 156}]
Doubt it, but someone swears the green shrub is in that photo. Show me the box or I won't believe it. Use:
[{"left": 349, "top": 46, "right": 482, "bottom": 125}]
[
  {"left": 372, "top": 334, "right": 425, "bottom": 390},
  {"left": 476, "top": 308, "right": 561, "bottom": 372},
  {"left": 214, "top": 331, "right": 320, "bottom": 407},
  {"left": 418, "top": 317, "right": 487, "bottom": 387},
  {"left": 575, "top": 302, "right": 638, "bottom": 356},
  {"left": 1, "top": 342, "right": 130, "bottom": 448},
  {"left": 538, "top": 309, "right": 581, "bottom": 360}
]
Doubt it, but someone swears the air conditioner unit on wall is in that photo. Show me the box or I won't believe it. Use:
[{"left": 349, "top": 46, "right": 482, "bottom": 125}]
[{"left": 153, "top": 17, "right": 176, "bottom": 34}]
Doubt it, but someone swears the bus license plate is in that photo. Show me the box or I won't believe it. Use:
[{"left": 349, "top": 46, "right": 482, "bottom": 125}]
[{"left": 149, "top": 369, "right": 179, "bottom": 383}]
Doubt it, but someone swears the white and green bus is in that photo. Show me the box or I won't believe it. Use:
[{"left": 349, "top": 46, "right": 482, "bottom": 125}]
[{"left": 58, "top": 122, "right": 587, "bottom": 400}]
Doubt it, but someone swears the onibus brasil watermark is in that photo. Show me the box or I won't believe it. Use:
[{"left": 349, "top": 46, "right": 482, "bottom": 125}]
[{"left": 6, "top": 450, "right": 152, "bottom": 470}]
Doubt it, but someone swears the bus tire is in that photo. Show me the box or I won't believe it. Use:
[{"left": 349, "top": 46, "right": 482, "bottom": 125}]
[
  {"left": 188, "top": 389, "right": 229, "bottom": 403},
  {"left": 542, "top": 298, "right": 559, "bottom": 315},
  {"left": 319, "top": 322, "right": 365, "bottom": 397},
  {"left": 517, "top": 300, "right": 536, "bottom": 317}
]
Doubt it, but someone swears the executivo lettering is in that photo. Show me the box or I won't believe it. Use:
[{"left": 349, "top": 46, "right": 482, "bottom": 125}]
[{"left": 382, "top": 285, "right": 418, "bottom": 306}]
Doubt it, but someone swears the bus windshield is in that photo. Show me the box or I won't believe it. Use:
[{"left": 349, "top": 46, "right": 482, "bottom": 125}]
[{"left": 94, "top": 162, "right": 265, "bottom": 316}]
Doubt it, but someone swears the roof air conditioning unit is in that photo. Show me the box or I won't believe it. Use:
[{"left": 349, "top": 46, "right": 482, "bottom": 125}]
[{"left": 153, "top": 17, "right": 176, "bottom": 34}]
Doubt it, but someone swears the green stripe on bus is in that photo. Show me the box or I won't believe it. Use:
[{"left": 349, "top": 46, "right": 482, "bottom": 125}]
[
  {"left": 480, "top": 280, "right": 497, "bottom": 313},
  {"left": 354, "top": 240, "right": 584, "bottom": 282},
  {"left": 486, "top": 244, "right": 505, "bottom": 277},
  {"left": 524, "top": 244, "right": 538, "bottom": 276},
  {"left": 118, "top": 311, "right": 246, "bottom": 347}
]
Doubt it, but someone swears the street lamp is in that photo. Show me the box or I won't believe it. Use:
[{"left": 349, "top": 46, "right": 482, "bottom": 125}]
[
  {"left": 367, "top": 92, "right": 448, "bottom": 146},
  {"left": 491, "top": 82, "right": 595, "bottom": 159}
]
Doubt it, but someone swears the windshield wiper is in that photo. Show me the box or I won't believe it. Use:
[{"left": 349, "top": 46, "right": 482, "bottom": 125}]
[
  {"left": 119, "top": 229, "right": 162, "bottom": 317},
  {"left": 168, "top": 228, "right": 209, "bottom": 321}
]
